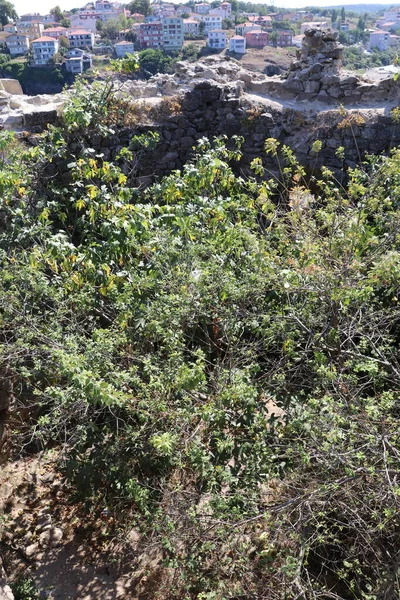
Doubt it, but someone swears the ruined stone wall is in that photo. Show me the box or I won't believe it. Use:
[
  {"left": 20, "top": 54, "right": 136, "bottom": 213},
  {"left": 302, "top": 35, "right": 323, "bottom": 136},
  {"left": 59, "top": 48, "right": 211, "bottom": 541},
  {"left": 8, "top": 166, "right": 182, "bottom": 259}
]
[{"left": 71, "top": 81, "right": 400, "bottom": 185}]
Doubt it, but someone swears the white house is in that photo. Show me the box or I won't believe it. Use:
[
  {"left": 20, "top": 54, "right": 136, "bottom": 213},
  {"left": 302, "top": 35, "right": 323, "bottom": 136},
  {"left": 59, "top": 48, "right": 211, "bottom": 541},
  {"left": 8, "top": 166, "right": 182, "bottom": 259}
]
[
  {"left": 195, "top": 3, "right": 210, "bottom": 14},
  {"left": 229, "top": 34, "right": 246, "bottom": 53},
  {"left": 3, "top": 23, "right": 16, "bottom": 33},
  {"left": 65, "top": 48, "right": 92, "bottom": 72},
  {"left": 207, "top": 29, "right": 226, "bottom": 49},
  {"left": 67, "top": 28, "right": 95, "bottom": 48},
  {"left": 369, "top": 29, "right": 390, "bottom": 51},
  {"left": 115, "top": 40, "right": 135, "bottom": 56},
  {"left": 162, "top": 16, "right": 184, "bottom": 50},
  {"left": 203, "top": 14, "right": 222, "bottom": 32},
  {"left": 221, "top": 2, "right": 232, "bottom": 17},
  {"left": 70, "top": 14, "right": 97, "bottom": 33},
  {"left": 383, "top": 10, "right": 400, "bottom": 21},
  {"left": 31, "top": 35, "right": 59, "bottom": 64},
  {"left": 183, "top": 18, "right": 199, "bottom": 35},
  {"left": 208, "top": 3, "right": 232, "bottom": 19},
  {"left": 43, "top": 26, "right": 69, "bottom": 39},
  {"left": 5, "top": 34, "right": 29, "bottom": 56},
  {"left": 235, "top": 22, "right": 261, "bottom": 36}
]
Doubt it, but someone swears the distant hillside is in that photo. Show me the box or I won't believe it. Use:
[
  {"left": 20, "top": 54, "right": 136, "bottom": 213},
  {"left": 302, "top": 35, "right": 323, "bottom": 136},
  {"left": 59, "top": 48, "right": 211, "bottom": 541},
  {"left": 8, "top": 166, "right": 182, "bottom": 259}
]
[{"left": 325, "top": 3, "right": 393, "bottom": 13}]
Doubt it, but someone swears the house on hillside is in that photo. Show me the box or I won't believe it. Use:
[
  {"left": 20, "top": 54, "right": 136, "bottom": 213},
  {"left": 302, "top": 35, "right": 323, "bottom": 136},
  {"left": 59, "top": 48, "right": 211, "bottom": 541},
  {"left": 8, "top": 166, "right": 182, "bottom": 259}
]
[
  {"left": 70, "top": 15, "right": 97, "bottom": 33},
  {"left": 3, "top": 23, "right": 16, "bottom": 33},
  {"left": 245, "top": 30, "right": 268, "bottom": 48},
  {"left": 235, "top": 22, "right": 261, "bottom": 36},
  {"left": 207, "top": 29, "right": 226, "bottom": 49},
  {"left": 16, "top": 19, "right": 44, "bottom": 41},
  {"left": 5, "top": 34, "right": 29, "bottom": 56},
  {"left": 195, "top": 3, "right": 210, "bottom": 15},
  {"left": 138, "top": 21, "right": 163, "bottom": 48},
  {"left": 31, "top": 36, "right": 59, "bottom": 64},
  {"left": 43, "top": 26, "right": 69, "bottom": 39},
  {"left": 65, "top": 48, "right": 92, "bottom": 72},
  {"left": 203, "top": 14, "right": 222, "bottom": 32},
  {"left": 183, "top": 19, "right": 199, "bottom": 35},
  {"left": 276, "top": 30, "right": 293, "bottom": 47},
  {"left": 369, "top": 29, "right": 390, "bottom": 51},
  {"left": 115, "top": 40, "right": 135, "bottom": 56},
  {"left": 162, "top": 16, "right": 184, "bottom": 50},
  {"left": 229, "top": 35, "right": 246, "bottom": 53},
  {"left": 67, "top": 29, "right": 95, "bottom": 49}
]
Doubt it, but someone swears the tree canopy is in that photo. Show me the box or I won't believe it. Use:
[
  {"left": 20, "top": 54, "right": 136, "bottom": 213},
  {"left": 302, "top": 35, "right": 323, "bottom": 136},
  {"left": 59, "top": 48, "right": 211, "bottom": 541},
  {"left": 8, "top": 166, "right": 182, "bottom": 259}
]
[{"left": 0, "top": 0, "right": 17, "bottom": 25}]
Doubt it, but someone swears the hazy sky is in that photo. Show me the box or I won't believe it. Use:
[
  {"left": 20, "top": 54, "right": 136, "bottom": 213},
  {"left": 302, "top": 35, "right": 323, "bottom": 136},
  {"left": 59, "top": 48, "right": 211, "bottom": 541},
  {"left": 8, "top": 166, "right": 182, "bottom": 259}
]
[{"left": 12, "top": 0, "right": 388, "bottom": 19}]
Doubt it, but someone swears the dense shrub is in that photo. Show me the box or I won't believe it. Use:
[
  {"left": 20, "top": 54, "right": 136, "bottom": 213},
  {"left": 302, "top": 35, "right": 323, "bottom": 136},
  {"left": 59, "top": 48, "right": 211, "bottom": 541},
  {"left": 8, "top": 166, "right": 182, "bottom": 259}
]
[{"left": 1, "top": 78, "right": 400, "bottom": 598}]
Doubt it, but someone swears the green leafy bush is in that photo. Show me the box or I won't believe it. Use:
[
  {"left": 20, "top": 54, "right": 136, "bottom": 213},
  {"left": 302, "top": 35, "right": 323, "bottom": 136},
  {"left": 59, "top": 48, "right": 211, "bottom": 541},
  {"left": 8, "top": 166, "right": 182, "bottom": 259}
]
[{"left": 2, "top": 78, "right": 400, "bottom": 598}]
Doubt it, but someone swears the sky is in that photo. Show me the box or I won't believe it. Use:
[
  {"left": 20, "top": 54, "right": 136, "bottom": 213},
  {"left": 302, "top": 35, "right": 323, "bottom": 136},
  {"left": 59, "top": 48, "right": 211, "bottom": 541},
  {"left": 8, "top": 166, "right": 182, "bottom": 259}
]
[{"left": 11, "top": 0, "right": 393, "bottom": 20}]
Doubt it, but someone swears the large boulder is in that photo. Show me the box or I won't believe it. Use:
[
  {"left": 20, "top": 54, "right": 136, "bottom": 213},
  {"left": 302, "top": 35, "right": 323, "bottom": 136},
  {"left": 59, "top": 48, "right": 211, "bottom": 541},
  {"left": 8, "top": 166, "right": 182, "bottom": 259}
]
[{"left": 0, "top": 79, "right": 23, "bottom": 96}]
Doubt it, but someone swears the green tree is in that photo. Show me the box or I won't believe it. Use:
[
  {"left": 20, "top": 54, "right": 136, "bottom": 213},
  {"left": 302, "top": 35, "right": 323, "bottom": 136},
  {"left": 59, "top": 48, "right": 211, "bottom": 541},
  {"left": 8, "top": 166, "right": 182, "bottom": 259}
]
[
  {"left": 126, "top": 0, "right": 152, "bottom": 17},
  {"left": 101, "top": 15, "right": 129, "bottom": 40},
  {"left": 341, "top": 5, "right": 346, "bottom": 21},
  {"left": 331, "top": 8, "right": 337, "bottom": 25},
  {"left": 60, "top": 17, "right": 71, "bottom": 27},
  {"left": 138, "top": 48, "right": 172, "bottom": 75},
  {"left": 50, "top": 4, "right": 63, "bottom": 21},
  {"left": 0, "top": 0, "right": 17, "bottom": 25},
  {"left": 58, "top": 35, "right": 69, "bottom": 50}
]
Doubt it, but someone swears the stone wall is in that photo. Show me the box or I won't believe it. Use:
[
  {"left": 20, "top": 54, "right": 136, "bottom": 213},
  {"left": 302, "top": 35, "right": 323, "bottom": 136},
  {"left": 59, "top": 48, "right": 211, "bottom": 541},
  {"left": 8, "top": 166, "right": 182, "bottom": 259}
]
[
  {"left": 68, "top": 80, "right": 400, "bottom": 185},
  {"left": 249, "top": 29, "right": 400, "bottom": 104}
]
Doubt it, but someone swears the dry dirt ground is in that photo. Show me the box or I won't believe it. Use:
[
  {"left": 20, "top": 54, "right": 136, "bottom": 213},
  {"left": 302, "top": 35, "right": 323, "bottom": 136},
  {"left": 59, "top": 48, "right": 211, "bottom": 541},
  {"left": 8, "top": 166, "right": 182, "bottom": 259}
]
[
  {"left": 0, "top": 454, "right": 133, "bottom": 599},
  {"left": 183, "top": 39, "right": 296, "bottom": 74}
]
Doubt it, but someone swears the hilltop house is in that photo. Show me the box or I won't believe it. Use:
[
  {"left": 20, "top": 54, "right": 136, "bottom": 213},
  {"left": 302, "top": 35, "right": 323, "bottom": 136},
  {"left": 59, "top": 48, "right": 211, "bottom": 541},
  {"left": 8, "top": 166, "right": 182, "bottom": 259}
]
[
  {"left": 229, "top": 34, "right": 246, "bottom": 53},
  {"left": 67, "top": 29, "right": 95, "bottom": 49},
  {"left": 276, "top": 30, "right": 293, "bottom": 47},
  {"left": 16, "top": 19, "right": 44, "bottom": 41},
  {"left": 203, "top": 14, "right": 222, "bottom": 32},
  {"left": 43, "top": 26, "right": 69, "bottom": 39},
  {"left": 369, "top": 29, "right": 390, "bottom": 51},
  {"left": 245, "top": 30, "right": 268, "bottom": 48},
  {"left": 195, "top": 3, "right": 210, "bottom": 15},
  {"left": 183, "top": 19, "right": 199, "bottom": 35},
  {"left": 207, "top": 29, "right": 226, "bottom": 49},
  {"left": 64, "top": 48, "right": 92, "bottom": 73},
  {"left": 138, "top": 22, "right": 163, "bottom": 48},
  {"left": 5, "top": 34, "right": 29, "bottom": 56},
  {"left": 162, "top": 16, "right": 184, "bottom": 50},
  {"left": 115, "top": 40, "right": 135, "bottom": 56},
  {"left": 70, "top": 15, "right": 97, "bottom": 33},
  {"left": 3, "top": 23, "right": 16, "bottom": 33},
  {"left": 31, "top": 35, "right": 59, "bottom": 65},
  {"left": 235, "top": 22, "right": 261, "bottom": 36}
]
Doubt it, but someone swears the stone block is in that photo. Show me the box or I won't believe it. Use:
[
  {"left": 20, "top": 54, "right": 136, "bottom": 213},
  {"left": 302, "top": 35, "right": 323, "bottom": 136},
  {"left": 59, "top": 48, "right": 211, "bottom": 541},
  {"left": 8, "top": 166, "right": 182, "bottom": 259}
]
[
  {"left": 282, "top": 79, "right": 304, "bottom": 93},
  {"left": 0, "top": 78, "right": 23, "bottom": 95},
  {"left": 180, "top": 136, "right": 194, "bottom": 148},
  {"left": 24, "top": 109, "right": 57, "bottom": 128},
  {"left": 304, "top": 80, "right": 320, "bottom": 94},
  {"left": 327, "top": 85, "right": 344, "bottom": 98}
]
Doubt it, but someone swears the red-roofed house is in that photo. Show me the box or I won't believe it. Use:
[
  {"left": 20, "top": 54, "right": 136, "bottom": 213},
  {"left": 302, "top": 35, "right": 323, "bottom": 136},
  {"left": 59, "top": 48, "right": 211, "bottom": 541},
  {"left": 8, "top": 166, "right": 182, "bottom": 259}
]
[
  {"left": 31, "top": 35, "right": 59, "bottom": 64},
  {"left": 67, "top": 28, "right": 95, "bottom": 48},
  {"left": 43, "top": 26, "right": 69, "bottom": 39},
  {"left": 245, "top": 30, "right": 268, "bottom": 48}
]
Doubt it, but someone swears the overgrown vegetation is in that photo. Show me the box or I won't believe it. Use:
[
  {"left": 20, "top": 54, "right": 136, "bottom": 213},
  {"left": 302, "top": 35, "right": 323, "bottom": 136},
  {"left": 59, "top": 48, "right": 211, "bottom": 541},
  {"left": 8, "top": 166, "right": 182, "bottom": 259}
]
[{"left": 1, "top": 77, "right": 400, "bottom": 599}]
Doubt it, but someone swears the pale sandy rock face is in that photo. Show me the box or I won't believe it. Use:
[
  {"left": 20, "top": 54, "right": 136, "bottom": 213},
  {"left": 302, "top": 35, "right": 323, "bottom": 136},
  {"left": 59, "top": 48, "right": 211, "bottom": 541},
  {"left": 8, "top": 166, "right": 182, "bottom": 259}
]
[
  {"left": 0, "top": 79, "right": 23, "bottom": 96},
  {"left": 0, "top": 581, "right": 14, "bottom": 600}
]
